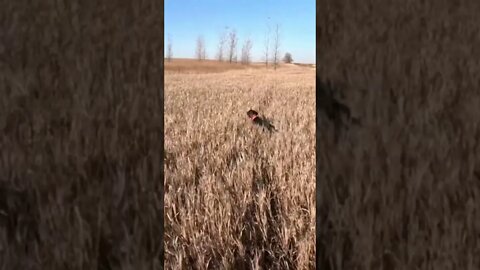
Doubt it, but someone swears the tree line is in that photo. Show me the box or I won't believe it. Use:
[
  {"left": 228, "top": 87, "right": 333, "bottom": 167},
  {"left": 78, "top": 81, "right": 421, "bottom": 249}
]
[{"left": 166, "top": 22, "right": 294, "bottom": 69}]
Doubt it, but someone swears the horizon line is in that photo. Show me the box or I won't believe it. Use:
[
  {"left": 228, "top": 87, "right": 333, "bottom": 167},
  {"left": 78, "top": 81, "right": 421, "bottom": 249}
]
[{"left": 164, "top": 57, "right": 316, "bottom": 65}]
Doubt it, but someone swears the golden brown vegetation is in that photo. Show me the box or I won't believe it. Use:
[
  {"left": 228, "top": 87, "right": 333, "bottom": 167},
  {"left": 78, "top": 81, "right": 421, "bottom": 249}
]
[
  {"left": 1, "top": 1, "right": 163, "bottom": 269},
  {"left": 164, "top": 60, "right": 315, "bottom": 269},
  {"left": 293, "top": 63, "right": 315, "bottom": 69},
  {"left": 165, "top": 58, "right": 268, "bottom": 74},
  {"left": 317, "top": 0, "right": 480, "bottom": 269}
]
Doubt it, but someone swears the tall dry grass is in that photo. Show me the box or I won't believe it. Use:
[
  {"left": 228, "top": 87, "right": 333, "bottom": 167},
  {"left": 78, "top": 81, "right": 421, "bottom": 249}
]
[
  {"left": 0, "top": 1, "right": 164, "bottom": 269},
  {"left": 164, "top": 62, "right": 315, "bottom": 269},
  {"left": 317, "top": 0, "right": 480, "bottom": 269}
]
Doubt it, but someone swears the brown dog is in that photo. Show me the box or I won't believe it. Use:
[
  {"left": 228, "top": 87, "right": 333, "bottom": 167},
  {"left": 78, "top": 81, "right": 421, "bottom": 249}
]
[{"left": 247, "top": 109, "right": 277, "bottom": 133}]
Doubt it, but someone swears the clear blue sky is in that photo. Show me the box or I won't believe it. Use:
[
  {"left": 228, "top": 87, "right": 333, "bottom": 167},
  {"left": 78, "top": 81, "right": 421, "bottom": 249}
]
[{"left": 165, "top": 0, "right": 315, "bottom": 64}]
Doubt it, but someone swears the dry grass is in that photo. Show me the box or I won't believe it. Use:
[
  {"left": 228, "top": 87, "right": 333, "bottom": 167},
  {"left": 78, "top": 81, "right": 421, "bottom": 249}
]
[
  {"left": 164, "top": 62, "right": 315, "bottom": 269},
  {"left": 293, "top": 63, "right": 315, "bottom": 69},
  {"left": 1, "top": 1, "right": 163, "bottom": 269},
  {"left": 317, "top": 0, "right": 480, "bottom": 269},
  {"left": 165, "top": 58, "right": 273, "bottom": 74}
]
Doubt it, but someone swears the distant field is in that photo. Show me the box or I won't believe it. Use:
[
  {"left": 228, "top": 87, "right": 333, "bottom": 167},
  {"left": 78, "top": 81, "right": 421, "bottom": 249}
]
[
  {"left": 164, "top": 60, "right": 315, "bottom": 269},
  {"left": 293, "top": 63, "right": 315, "bottom": 68},
  {"left": 164, "top": 58, "right": 314, "bottom": 73},
  {"left": 164, "top": 58, "right": 265, "bottom": 73}
]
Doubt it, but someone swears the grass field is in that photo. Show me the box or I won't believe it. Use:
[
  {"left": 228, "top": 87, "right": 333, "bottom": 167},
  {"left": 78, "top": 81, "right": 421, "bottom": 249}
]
[
  {"left": 1, "top": 2, "right": 163, "bottom": 269},
  {"left": 164, "top": 59, "right": 315, "bottom": 269},
  {"left": 317, "top": 0, "right": 480, "bottom": 269},
  {"left": 164, "top": 58, "right": 266, "bottom": 73}
]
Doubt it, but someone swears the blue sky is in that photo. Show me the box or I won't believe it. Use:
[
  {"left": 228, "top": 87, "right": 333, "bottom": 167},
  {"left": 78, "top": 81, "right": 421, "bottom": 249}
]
[{"left": 165, "top": 0, "right": 315, "bottom": 64}]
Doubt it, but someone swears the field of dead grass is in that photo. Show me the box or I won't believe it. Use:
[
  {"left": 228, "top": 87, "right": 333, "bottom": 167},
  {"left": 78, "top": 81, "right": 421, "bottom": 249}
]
[
  {"left": 164, "top": 62, "right": 315, "bottom": 269},
  {"left": 165, "top": 59, "right": 267, "bottom": 74},
  {"left": 1, "top": 1, "right": 163, "bottom": 269},
  {"left": 317, "top": 0, "right": 480, "bottom": 269}
]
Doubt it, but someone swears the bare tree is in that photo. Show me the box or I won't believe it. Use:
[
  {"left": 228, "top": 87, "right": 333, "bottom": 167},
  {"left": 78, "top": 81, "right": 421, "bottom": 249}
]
[
  {"left": 283, "top": 52, "right": 293, "bottom": 63},
  {"left": 263, "top": 20, "right": 271, "bottom": 67},
  {"left": 216, "top": 28, "right": 227, "bottom": 61},
  {"left": 167, "top": 34, "right": 173, "bottom": 62},
  {"left": 202, "top": 40, "right": 207, "bottom": 60},
  {"left": 272, "top": 24, "right": 281, "bottom": 70},
  {"left": 227, "top": 29, "right": 238, "bottom": 63},
  {"left": 241, "top": 38, "right": 253, "bottom": 65},
  {"left": 196, "top": 35, "right": 203, "bottom": 60},
  {"left": 196, "top": 35, "right": 206, "bottom": 61}
]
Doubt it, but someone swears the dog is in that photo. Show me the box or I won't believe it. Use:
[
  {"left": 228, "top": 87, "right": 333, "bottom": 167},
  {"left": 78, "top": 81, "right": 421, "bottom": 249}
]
[
  {"left": 247, "top": 109, "right": 277, "bottom": 133},
  {"left": 317, "top": 79, "right": 361, "bottom": 142}
]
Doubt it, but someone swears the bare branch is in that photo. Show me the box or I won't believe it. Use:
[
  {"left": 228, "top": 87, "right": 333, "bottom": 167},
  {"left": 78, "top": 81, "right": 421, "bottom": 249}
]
[
  {"left": 241, "top": 38, "right": 253, "bottom": 65},
  {"left": 272, "top": 24, "right": 281, "bottom": 70},
  {"left": 227, "top": 29, "right": 238, "bottom": 63},
  {"left": 196, "top": 35, "right": 206, "bottom": 61},
  {"left": 216, "top": 28, "right": 227, "bottom": 62},
  {"left": 167, "top": 34, "right": 173, "bottom": 62},
  {"left": 264, "top": 21, "right": 271, "bottom": 67}
]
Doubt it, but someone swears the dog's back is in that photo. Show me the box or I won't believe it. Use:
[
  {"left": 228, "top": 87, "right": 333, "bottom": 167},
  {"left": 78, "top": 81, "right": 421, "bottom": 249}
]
[{"left": 247, "top": 110, "right": 277, "bottom": 133}]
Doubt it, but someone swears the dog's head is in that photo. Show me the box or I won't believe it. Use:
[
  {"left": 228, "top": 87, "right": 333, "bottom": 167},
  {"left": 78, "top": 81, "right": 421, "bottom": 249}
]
[{"left": 247, "top": 109, "right": 259, "bottom": 119}]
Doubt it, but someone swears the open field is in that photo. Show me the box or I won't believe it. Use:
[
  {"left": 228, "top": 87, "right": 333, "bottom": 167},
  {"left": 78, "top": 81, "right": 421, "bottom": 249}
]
[
  {"left": 165, "top": 58, "right": 265, "bottom": 73},
  {"left": 164, "top": 58, "right": 314, "bottom": 74},
  {"left": 293, "top": 63, "right": 315, "bottom": 69},
  {"left": 164, "top": 60, "right": 315, "bottom": 269},
  {"left": 317, "top": 0, "right": 480, "bottom": 269},
  {"left": 1, "top": 1, "right": 163, "bottom": 269}
]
